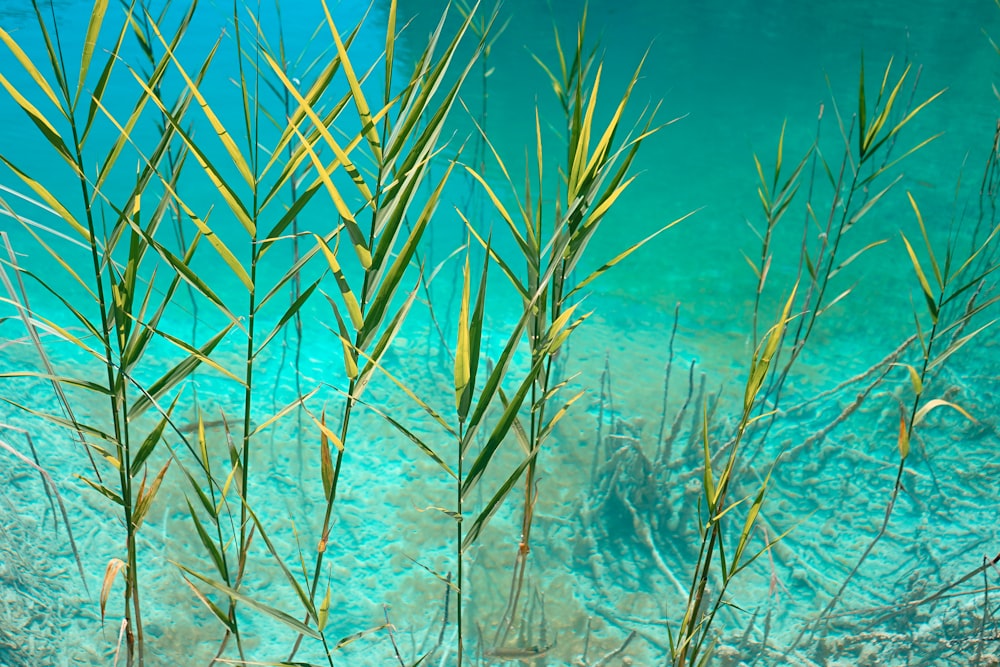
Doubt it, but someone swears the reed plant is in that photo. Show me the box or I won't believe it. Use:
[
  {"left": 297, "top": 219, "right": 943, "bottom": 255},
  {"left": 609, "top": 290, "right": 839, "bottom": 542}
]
[
  {"left": 458, "top": 12, "right": 693, "bottom": 656},
  {"left": 660, "top": 54, "right": 997, "bottom": 666},
  {"left": 1, "top": 1, "right": 998, "bottom": 665},
  {"left": 0, "top": 3, "right": 214, "bottom": 664}
]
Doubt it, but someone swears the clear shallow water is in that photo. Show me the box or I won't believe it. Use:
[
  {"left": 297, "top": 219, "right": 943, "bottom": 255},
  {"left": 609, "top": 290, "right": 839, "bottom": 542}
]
[{"left": 1, "top": 0, "right": 999, "bottom": 665}]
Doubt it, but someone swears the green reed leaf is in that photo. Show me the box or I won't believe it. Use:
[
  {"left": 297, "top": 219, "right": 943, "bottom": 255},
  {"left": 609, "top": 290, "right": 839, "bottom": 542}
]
[
  {"left": 178, "top": 572, "right": 236, "bottom": 632},
  {"left": 314, "top": 233, "right": 363, "bottom": 329},
  {"left": 463, "top": 166, "right": 527, "bottom": 255},
  {"left": 187, "top": 210, "right": 252, "bottom": 291},
  {"left": 0, "top": 72, "right": 75, "bottom": 168},
  {"left": 259, "top": 181, "right": 322, "bottom": 252},
  {"left": 357, "top": 397, "right": 456, "bottom": 479},
  {"left": 907, "top": 192, "right": 942, "bottom": 289},
  {"left": 129, "top": 396, "right": 178, "bottom": 477},
  {"left": 897, "top": 409, "right": 910, "bottom": 460},
  {"left": 319, "top": 411, "right": 334, "bottom": 501},
  {"left": 462, "top": 240, "right": 490, "bottom": 422},
  {"left": 701, "top": 404, "right": 716, "bottom": 508},
  {"left": 536, "top": 389, "right": 585, "bottom": 444},
  {"left": 360, "top": 161, "right": 457, "bottom": 350},
  {"left": 255, "top": 277, "right": 322, "bottom": 355},
  {"left": 865, "top": 88, "right": 945, "bottom": 163},
  {"left": 292, "top": 123, "right": 372, "bottom": 269},
  {"left": 928, "top": 320, "right": 995, "bottom": 371},
  {"left": 317, "top": 584, "right": 332, "bottom": 633},
  {"left": 461, "top": 356, "right": 544, "bottom": 500},
  {"left": 455, "top": 255, "right": 472, "bottom": 417},
  {"left": 861, "top": 59, "right": 905, "bottom": 157},
  {"left": 127, "top": 323, "right": 239, "bottom": 420},
  {"left": 242, "top": 504, "right": 319, "bottom": 622},
  {"left": 259, "top": 48, "right": 377, "bottom": 209},
  {"left": 77, "top": 475, "right": 124, "bottom": 505},
  {"left": 354, "top": 282, "right": 419, "bottom": 400},
  {"left": 326, "top": 294, "right": 359, "bottom": 380},
  {"left": 462, "top": 448, "right": 538, "bottom": 550},
  {"left": 145, "top": 18, "right": 255, "bottom": 191},
  {"left": 384, "top": 5, "right": 481, "bottom": 169},
  {"left": 901, "top": 232, "right": 939, "bottom": 324},
  {"left": 174, "top": 562, "right": 321, "bottom": 639},
  {"left": 75, "top": 0, "right": 109, "bottom": 111},
  {"left": 322, "top": 0, "right": 382, "bottom": 162},
  {"left": 384, "top": 0, "right": 397, "bottom": 112},
  {"left": 848, "top": 175, "right": 902, "bottom": 229},
  {"left": 829, "top": 239, "right": 888, "bottom": 279},
  {"left": 3, "top": 397, "right": 115, "bottom": 445},
  {"left": 0, "top": 156, "right": 88, "bottom": 240},
  {"left": 568, "top": 209, "right": 695, "bottom": 300},
  {"left": 252, "top": 388, "right": 321, "bottom": 437},
  {"left": 0, "top": 371, "right": 109, "bottom": 395},
  {"left": 464, "top": 216, "right": 528, "bottom": 300},
  {"left": 0, "top": 25, "right": 63, "bottom": 112}
]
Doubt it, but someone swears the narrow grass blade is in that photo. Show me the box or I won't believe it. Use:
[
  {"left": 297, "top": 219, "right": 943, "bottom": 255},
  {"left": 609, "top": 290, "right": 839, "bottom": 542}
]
[
  {"left": 74, "top": 0, "right": 109, "bottom": 110},
  {"left": 78, "top": 475, "right": 125, "bottom": 505},
  {"left": 174, "top": 561, "right": 321, "bottom": 639},
  {"left": 319, "top": 411, "right": 334, "bottom": 501},
  {"left": 322, "top": 0, "right": 382, "bottom": 161},
  {"left": 184, "top": 497, "right": 228, "bottom": 576},
  {"left": 455, "top": 255, "right": 472, "bottom": 416},
  {"left": 242, "top": 504, "right": 319, "bottom": 622},
  {"left": 178, "top": 573, "right": 236, "bottom": 632},
  {"left": 928, "top": 320, "right": 995, "bottom": 371},
  {"left": 145, "top": 17, "right": 256, "bottom": 190},
  {"left": 129, "top": 395, "right": 178, "bottom": 476},
  {"left": 568, "top": 210, "right": 696, "bottom": 299},
  {"left": 360, "top": 161, "right": 457, "bottom": 350},
  {"left": 326, "top": 295, "right": 359, "bottom": 380},
  {"left": 254, "top": 277, "right": 321, "bottom": 355},
  {"left": 354, "top": 397, "right": 456, "bottom": 478},
  {"left": 906, "top": 192, "right": 943, "bottom": 289},
  {"left": 354, "top": 282, "right": 418, "bottom": 400},
  {"left": 0, "top": 73, "right": 74, "bottom": 167},
  {"left": 462, "top": 449, "right": 538, "bottom": 550},
  {"left": 0, "top": 26, "right": 63, "bottom": 111},
  {"left": 461, "top": 357, "right": 544, "bottom": 499},
  {"left": 251, "top": 387, "right": 320, "bottom": 436},
  {"left": 127, "top": 323, "right": 239, "bottom": 419},
  {"left": 901, "top": 232, "right": 939, "bottom": 324},
  {"left": 0, "top": 156, "right": 88, "bottom": 240},
  {"left": 292, "top": 123, "right": 372, "bottom": 269},
  {"left": 314, "top": 233, "right": 363, "bottom": 329}
]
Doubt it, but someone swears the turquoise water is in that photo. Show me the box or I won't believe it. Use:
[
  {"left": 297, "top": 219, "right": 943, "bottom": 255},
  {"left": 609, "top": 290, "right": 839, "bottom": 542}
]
[{"left": 1, "top": 0, "right": 999, "bottom": 665}]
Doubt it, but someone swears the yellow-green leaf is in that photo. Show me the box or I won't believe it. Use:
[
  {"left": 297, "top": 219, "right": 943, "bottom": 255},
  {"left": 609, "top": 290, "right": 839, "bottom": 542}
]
[
  {"left": 913, "top": 398, "right": 975, "bottom": 428},
  {"left": 0, "top": 26, "right": 63, "bottom": 110},
  {"left": 455, "top": 255, "right": 471, "bottom": 415},
  {"left": 323, "top": 0, "right": 382, "bottom": 161},
  {"left": 901, "top": 231, "right": 939, "bottom": 324},
  {"left": 76, "top": 0, "right": 109, "bottom": 108},
  {"left": 314, "top": 233, "right": 363, "bottom": 329},
  {"left": 318, "top": 584, "right": 332, "bottom": 632}
]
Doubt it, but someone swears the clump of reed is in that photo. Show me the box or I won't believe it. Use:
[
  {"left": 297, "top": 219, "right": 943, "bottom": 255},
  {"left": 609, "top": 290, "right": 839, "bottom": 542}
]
[{"left": 1, "top": 1, "right": 999, "bottom": 666}]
